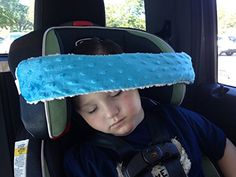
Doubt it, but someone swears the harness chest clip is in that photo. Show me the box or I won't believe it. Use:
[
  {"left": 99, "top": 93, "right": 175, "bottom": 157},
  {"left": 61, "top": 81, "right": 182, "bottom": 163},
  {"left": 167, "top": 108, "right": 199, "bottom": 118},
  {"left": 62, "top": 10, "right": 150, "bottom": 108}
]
[
  {"left": 142, "top": 145, "right": 163, "bottom": 165},
  {"left": 142, "top": 142, "right": 180, "bottom": 165}
]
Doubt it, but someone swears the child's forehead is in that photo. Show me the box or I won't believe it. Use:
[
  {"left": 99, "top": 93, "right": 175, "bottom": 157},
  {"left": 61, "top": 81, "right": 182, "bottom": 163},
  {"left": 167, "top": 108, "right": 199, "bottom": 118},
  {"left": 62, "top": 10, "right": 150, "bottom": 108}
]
[
  {"left": 75, "top": 90, "right": 126, "bottom": 103},
  {"left": 75, "top": 92, "right": 106, "bottom": 102},
  {"left": 78, "top": 91, "right": 117, "bottom": 99},
  {"left": 74, "top": 92, "right": 109, "bottom": 106}
]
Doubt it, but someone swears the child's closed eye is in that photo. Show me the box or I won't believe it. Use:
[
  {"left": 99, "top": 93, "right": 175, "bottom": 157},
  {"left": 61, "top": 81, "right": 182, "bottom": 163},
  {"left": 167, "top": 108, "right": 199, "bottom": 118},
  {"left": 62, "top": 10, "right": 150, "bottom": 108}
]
[
  {"left": 81, "top": 106, "right": 97, "bottom": 114},
  {"left": 110, "top": 90, "right": 122, "bottom": 97},
  {"left": 87, "top": 108, "right": 97, "bottom": 114}
]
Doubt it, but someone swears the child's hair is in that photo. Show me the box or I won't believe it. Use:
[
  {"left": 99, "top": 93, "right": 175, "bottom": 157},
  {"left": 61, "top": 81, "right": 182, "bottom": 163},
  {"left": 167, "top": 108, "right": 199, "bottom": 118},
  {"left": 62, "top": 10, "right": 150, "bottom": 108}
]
[{"left": 72, "top": 37, "right": 123, "bottom": 54}]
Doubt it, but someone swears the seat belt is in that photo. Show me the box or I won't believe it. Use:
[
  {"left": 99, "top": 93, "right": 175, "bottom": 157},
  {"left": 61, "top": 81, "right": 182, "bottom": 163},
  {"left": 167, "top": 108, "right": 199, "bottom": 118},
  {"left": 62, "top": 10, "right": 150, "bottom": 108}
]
[{"left": 89, "top": 98, "right": 186, "bottom": 177}]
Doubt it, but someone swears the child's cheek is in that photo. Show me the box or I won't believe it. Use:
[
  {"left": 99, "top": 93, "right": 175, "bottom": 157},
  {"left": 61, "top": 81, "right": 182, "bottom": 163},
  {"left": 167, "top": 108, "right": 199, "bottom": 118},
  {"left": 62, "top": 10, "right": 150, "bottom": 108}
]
[
  {"left": 121, "top": 93, "right": 141, "bottom": 114},
  {"left": 86, "top": 113, "right": 109, "bottom": 132}
]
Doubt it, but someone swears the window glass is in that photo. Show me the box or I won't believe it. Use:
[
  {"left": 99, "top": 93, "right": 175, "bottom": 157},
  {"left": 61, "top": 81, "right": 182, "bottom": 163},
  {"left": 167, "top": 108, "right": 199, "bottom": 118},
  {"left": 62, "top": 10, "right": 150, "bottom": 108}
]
[
  {"left": 217, "top": 0, "right": 236, "bottom": 86},
  {"left": 0, "top": 0, "right": 34, "bottom": 54},
  {"left": 104, "top": 0, "right": 146, "bottom": 30},
  {"left": 0, "top": 0, "right": 34, "bottom": 72}
]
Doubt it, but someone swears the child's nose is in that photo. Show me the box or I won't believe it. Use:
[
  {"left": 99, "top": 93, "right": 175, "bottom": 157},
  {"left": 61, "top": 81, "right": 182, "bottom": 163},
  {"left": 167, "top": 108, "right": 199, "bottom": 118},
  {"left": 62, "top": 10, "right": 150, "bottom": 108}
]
[{"left": 103, "top": 103, "right": 119, "bottom": 119}]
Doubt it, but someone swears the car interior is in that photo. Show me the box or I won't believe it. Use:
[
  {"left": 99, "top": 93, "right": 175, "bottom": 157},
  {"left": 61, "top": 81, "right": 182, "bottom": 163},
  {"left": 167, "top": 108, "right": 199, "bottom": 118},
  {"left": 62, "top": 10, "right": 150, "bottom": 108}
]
[{"left": 0, "top": 0, "right": 236, "bottom": 177}]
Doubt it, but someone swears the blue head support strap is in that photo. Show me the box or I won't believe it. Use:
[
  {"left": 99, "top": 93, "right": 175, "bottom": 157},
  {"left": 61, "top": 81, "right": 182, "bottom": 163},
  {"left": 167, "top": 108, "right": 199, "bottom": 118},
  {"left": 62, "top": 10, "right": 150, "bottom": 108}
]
[{"left": 16, "top": 52, "right": 194, "bottom": 104}]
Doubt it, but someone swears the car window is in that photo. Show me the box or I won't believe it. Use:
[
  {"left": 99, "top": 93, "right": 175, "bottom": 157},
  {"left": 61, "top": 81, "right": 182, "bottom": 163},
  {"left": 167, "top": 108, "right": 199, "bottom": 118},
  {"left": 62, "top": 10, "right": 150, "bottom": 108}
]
[
  {"left": 0, "top": 0, "right": 34, "bottom": 72},
  {"left": 104, "top": 0, "right": 146, "bottom": 30},
  {"left": 217, "top": 0, "right": 236, "bottom": 87}
]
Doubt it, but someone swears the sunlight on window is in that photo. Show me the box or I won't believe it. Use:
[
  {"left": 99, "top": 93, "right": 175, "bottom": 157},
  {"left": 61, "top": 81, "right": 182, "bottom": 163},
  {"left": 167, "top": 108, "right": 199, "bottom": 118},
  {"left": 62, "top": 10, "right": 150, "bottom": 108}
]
[
  {"left": 104, "top": 0, "right": 146, "bottom": 30},
  {"left": 0, "top": 0, "right": 34, "bottom": 72},
  {"left": 217, "top": 0, "right": 236, "bottom": 86},
  {"left": 0, "top": 0, "right": 34, "bottom": 54}
]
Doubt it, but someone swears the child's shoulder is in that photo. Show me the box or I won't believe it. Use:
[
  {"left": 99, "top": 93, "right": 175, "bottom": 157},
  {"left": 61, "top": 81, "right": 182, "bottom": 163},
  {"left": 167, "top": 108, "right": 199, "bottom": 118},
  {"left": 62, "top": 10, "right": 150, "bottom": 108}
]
[
  {"left": 65, "top": 140, "right": 117, "bottom": 164},
  {"left": 65, "top": 142, "right": 102, "bottom": 158},
  {"left": 143, "top": 98, "right": 218, "bottom": 135},
  {"left": 159, "top": 103, "right": 204, "bottom": 123},
  {"left": 64, "top": 143, "right": 92, "bottom": 163},
  {"left": 141, "top": 97, "right": 202, "bottom": 123}
]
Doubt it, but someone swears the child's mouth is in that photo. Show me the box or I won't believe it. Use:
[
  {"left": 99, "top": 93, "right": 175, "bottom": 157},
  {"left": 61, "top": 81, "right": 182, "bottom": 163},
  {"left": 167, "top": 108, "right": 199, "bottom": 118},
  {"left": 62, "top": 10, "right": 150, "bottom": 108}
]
[{"left": 110, "top": 118, "right": 125, "bottom": 129}]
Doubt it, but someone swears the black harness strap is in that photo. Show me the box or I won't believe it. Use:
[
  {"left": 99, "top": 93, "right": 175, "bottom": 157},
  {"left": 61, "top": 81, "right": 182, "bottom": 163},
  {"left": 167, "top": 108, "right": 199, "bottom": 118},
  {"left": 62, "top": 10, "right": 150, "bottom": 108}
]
[
  {"left": 123, "top": 142, "right": 180, "bottom": 177},
  {"left": 145, "top": 98, "right": 170, "bottom": 144},
  {"left": 89, "top": 98, "right": 187, "bottom": 177},
  {"left": 90, "top": 132, "right": 135, "bottom": 159},
  {"left": 144, "top": 100, "right": 187, "bottom": 177}
]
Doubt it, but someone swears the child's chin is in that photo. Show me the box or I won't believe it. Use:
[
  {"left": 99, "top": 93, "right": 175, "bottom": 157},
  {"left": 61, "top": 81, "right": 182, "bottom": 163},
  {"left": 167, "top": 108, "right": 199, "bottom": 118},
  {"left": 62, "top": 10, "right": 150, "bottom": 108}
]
[{"left": 113, "top": 127, "right": 135, "bottom": 137}]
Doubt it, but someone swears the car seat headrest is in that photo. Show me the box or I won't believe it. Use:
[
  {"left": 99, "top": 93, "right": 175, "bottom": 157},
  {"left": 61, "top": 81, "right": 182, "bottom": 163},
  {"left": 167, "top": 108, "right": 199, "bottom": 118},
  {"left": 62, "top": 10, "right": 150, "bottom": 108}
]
[
  {"left": 61, "top": 20, "right": 95, "bottom": 26},
  {"left": 10, "top": 26, "right": 194, "bottom": 139}
]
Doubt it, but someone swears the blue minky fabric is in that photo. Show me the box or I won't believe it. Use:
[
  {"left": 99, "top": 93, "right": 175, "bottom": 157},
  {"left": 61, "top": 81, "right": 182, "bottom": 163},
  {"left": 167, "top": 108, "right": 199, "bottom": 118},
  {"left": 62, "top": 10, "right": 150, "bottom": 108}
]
[{"left": 15, "top": 53, "right": 195, "bottom": 104}]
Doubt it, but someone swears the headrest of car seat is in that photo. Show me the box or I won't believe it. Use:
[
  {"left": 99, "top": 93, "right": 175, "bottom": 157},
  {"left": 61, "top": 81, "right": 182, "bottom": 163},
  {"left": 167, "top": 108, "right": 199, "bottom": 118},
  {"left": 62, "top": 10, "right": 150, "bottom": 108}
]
[
  {"left": 10, "top": 26, "right": 189, "bottom": 139},
  {"left": 34, "top": 0, "right": 105, "bottom": 29},
  {"left": 61, "top": 20, "right": 95, "bottom": 26}
]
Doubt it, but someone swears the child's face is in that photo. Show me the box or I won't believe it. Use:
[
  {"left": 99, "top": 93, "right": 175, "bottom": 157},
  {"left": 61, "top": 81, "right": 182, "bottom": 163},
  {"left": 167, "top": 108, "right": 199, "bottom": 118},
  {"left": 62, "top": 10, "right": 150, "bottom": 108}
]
[{"left": 73, "top": 90, "right": 144, "bottom": 136}]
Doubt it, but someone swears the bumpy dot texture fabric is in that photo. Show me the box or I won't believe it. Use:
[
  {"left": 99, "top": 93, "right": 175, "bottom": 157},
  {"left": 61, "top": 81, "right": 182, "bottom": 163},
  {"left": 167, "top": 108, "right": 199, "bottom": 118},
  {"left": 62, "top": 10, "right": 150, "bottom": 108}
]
[{"left": 15, "top": 53, "right": 195, "bottom": 104}]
